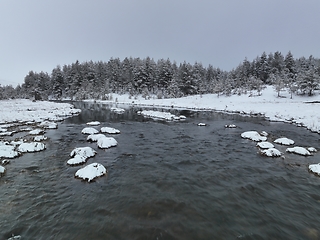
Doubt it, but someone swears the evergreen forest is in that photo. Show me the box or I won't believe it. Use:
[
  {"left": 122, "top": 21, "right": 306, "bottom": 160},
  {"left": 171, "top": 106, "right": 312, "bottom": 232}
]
[{"left": 1, "top": 51, "right": 320, "bottom": 100}]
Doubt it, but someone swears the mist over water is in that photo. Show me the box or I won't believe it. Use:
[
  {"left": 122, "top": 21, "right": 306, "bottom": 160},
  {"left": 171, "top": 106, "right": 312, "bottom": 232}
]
[{"left": 1, "top": 102, "right": 320, "bottom": 240}]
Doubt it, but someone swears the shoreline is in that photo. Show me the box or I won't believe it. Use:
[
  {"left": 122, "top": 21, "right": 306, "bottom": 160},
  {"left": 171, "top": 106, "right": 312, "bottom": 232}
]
[{"left": 1, "top": 86, "right": 320, "bottom": 134}]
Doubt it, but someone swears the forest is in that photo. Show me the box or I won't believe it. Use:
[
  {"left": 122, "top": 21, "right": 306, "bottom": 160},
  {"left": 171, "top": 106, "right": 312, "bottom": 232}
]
[{"left": 0, "top": 51, "right": 320, "bottom": 101}]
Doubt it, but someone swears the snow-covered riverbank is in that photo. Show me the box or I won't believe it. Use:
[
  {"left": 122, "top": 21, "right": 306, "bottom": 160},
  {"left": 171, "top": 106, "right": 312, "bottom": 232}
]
[
  {"left": 91, "top": 86, "right": 320, "bottom": 134},
  {"left": 0, "top": 99, "right": 81, "bottom": 124}
]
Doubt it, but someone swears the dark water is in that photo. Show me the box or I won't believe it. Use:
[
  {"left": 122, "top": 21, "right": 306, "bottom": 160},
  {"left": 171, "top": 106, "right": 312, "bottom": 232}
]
[{"left": 1, "top": 102, "right": 320, "bottom": 240}]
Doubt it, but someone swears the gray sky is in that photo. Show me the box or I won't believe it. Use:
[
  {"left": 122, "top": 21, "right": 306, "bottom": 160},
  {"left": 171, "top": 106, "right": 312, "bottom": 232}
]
[{"left": 1, "top": 0, "right": 320, "bottom": 86}]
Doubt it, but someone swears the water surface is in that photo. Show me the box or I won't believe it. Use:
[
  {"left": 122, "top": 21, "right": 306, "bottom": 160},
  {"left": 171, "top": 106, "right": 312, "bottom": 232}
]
[{"left": 1, "top": 102, "right": 320, "bottom": 239}]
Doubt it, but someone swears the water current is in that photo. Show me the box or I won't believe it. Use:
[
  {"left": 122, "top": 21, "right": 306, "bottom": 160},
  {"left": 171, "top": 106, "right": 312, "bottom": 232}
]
[{"left": 1, "top": 102, "right": 320, "bottom": 239}]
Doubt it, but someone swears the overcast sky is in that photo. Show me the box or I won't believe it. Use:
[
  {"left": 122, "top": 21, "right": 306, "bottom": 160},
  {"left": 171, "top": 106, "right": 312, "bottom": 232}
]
[{"left": 1, "top": 0, "right": 320, "bottom": 86}]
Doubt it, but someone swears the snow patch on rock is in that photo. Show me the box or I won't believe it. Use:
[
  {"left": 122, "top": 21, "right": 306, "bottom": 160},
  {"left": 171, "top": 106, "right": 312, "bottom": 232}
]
[
  {"left": 87, "top": 134, "right": 106, "bottom": 142},
  {"left": 97, "top": 137, "right": 118, "bottom": 149},
  {"left": 81, "top": 127, "right": 99, "bottom": 135},
  {"left": 274, "top": 137, "right": 294, "bottom": 146},
  {"left": 87, "top": 121, "right": 101, "bottom": 126},
  {"left": 309, "top": 163, "right": 320, "bottom": 176},
  {"left": 241, "top": 131, "right": 267, "bottom": 142},
  {"left": 100, "top": 127, "right": 120, "bottom": 134},
  {"left": 257, "top": 141, "right": 274, "bottom": 149},
  {"left": 75, "top": 163, "right": 107, "bottom": 182},
  {"left": 18, "top": 142, "right": 46, "bottom": 153},
  {"left": 67, "top": 147, "right": 97, "bottom": 165},
  {"left": 260, "top": 148, "right": 282, "bottom": 157},
  {"left": 39, "top": 121, "right": 58, "bottom": 129},
  {"left": 286, "top": 146, "right": 311, "bottom": 156}
]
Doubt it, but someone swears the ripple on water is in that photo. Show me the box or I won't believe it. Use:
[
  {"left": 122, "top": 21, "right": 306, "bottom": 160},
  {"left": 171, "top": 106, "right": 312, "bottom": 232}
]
[{"left": 2, "top": 106, "right": 320, "bottom": 239}]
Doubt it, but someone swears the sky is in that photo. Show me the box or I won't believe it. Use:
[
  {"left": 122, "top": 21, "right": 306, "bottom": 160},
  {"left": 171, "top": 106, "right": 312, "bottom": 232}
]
[{"left": 1, "top": 0, "right": 320, "bottom": 87}]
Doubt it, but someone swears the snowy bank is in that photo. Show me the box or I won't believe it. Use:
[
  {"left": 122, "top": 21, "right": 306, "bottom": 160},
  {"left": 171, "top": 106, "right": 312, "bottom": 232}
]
[
  {"left": 0, "top": 99, "right": 81, "bottom": 123},
  {"left": 91, "top": 86, "right": 320, "bottom": 133}
]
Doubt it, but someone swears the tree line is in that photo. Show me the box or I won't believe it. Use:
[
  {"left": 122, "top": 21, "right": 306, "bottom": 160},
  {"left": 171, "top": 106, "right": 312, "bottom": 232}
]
[{"left": 0, "top": 51, "right": 320, "bottom": 100}]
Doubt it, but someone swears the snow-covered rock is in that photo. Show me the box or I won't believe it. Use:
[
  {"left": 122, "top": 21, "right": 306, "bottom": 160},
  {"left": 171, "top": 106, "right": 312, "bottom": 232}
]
[
  {"left": 308, "top": 147, "right": 317, "bottom": 153},
  {"left": 10, "top": 139, "right": 25, "bottom": 147},
  {"left": 225, "top": 124, "right": 237, "bottom": 128},
  {"left": 39, "top": 121, "right": 58, "bottom": 129},
  {"left": 18, "top": 142, "right": 46, "bottom": 153},
  {"left": 0, "top": 131, "right": 14, "bottom": 136},
  {"left": 81, "top": 127, "right": 99, "bottom": 135},
  {"left": 97, "top": 137, "right": 118, "bottom": 149},
  {"left": 100, "top": 127, "right": 120, "bottom": 134},
  {"left": 2, "top": 159, "right": 10, "bottom": 165},
  {"left": 29, "top": 129, "right": 44, "bottom": 135},
  {"left": 0, "top": 165, "right": 5, "bottom": 174},
  {"left": 274, "top": 137, "right": 294, "bottom": 146},
  {"left": 87, "top": 121, "right": 101, "bottom": 126},
  {"left": 139, "top": 110, "right": 178, "bottom": 121},
  {"left": 34, "top": 135, "right": 48, "bottom": 142},
  {"left": 241, "top": 131, "right": 267, "bottom": 142},
  {"left": 179, "top": 115, "right": 187, "bottom": 120},
  {"left": 110, "top": 107, "right": 125, "bottom": 114},
  {"left": 257, "top": 141, "right": 274, "bottom": 149},
  {"left": 75, "top": 163, "right": 107, "bottom": 182},
  {"left": 0, "top": 144, "right": 19, "bottom": 158},
  {"left": 260, "top": 131, "right": 268, "bottom": 137},
  {"left": 198, "top": 123, "right": 207, "bottom": 126},
  {"left": 67, "top": 155, "right": 87, "bottom": 165},
  {"left": 67, "top": 147, "right": 97, "bottom": 165},
  {"left": 87, "top": 134, "right": 106, "bottom": 142},
  {"left": 286, "top": 146, "right": 311, "bottom": 156},
  {"left": 309, "top": 163, "right": 320, "bottom": 176},
  {"left": 260, "top": 148, "right": 282, "bottom": 157}
]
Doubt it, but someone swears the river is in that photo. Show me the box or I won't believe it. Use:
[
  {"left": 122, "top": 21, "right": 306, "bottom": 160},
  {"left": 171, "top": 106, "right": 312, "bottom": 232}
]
[{"left": 1, "top": 102, "right": 320, "bottom": 239}]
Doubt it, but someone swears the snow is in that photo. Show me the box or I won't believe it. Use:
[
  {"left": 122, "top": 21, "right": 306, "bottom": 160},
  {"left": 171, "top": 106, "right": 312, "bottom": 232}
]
[
  {"left": 29, "top": 129, "right": 45, "bottom": 135},
  {"left": 75, "top": 163, "right": 107, "bottom": 182},
  {"left": 100, "top": 127, "right": 120, "bottom": 134},
  {"left": 34, "top": 135, "right": 48, "bottom": 141},
  {"left": 110, "top": 107, "right": 125, "bottom": 114},
  {"left": 91, "top": 86, "right": 320, "bottom": 134},
  {"left": 308, "top": 147, "right": 317, "bottom": 153},
  {"left": 241, "top": 131, "right": 267, "bottom": 142},
  {"left": 274, "top": 137, "right": 295, "bottom": 146},
  {"left": 0, "top": 131, "right": 14, "bottom": 136},
  {"left": 257, "top": 141, "right": 274, "bottom": 149},
  {"left": 286, "top": 146, "right": 311, "bottom": 156},
  {"left": 260, "top": 148, "right": 282, "bottom": 157},
  {"left": 0, "top": 165, "right": 5, "bottom": 174},
  {"left": 0, "top": 99, "right": 81, "bottom": 123},
  {"left": 197, "top": 123, "right": 207, "bottom": 126},
  {"left": 0, "top": 144, "right": 19, "bottom": 158},
  {"left": 260, "top": 131, "right": 268, "bottom": 137},
  {"left": 87, "top": 134, "right": 106, "bottom": 142},
  {"left": 87, "top": 121, "right": 101, "bottom": 126},
  {"left": 225, "top": 124, "right": 237, "bottom": 128},
  {"left": 309, "top": 163, "right": 320, "bottom": 176},
  {"left": 39, "top": 121, "right": 58, "bottom": 129},
  {"left": 17, "top": 142, "right": 46, "bottom": 153},
  {"left": 138, "top": 110, "right": 185, "bottom": 121},
  {"left": 97, "top": 136, "right": 118, "bottom": 149},
  {"left": 81, "top": 127, "right": 99, "bottom": 135},
  {"left": 67, "top": 147, "right": 96, "bottom": 165}
]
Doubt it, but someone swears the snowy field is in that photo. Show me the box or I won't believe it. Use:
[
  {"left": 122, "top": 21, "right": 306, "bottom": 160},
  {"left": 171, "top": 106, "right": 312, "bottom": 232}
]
[{"left": 93, "top": 86, "right": 320, "bottom": 133}]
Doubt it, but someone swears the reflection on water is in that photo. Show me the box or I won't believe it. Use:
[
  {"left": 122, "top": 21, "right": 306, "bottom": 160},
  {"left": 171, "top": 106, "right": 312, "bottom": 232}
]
[{"left": 1, "top": 102, "right": 320, "bottom": 239}]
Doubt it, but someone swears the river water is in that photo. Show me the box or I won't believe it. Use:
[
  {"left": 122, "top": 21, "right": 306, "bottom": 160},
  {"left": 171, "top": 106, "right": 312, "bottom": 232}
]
[{"left": 1, "top": 102, "right": 320, "bottom": 240}]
